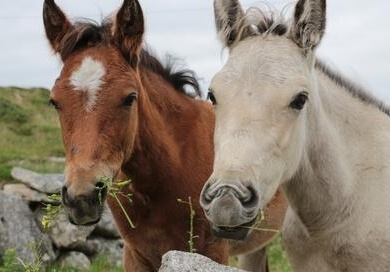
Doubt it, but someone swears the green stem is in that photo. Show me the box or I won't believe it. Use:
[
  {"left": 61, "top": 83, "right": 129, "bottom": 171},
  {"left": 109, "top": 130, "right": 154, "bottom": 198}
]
[
  {"left": 178, "top": 197, "right": 197, "bottom": 253},
  {"left": 241, "top": 226, "right": 280, "bottom": 233},
  {"left": 112, "top": 193, "right": 135, "bottom": 229},
  {"left": 188, "top": 197, "right": 195, "bottom": 253}
]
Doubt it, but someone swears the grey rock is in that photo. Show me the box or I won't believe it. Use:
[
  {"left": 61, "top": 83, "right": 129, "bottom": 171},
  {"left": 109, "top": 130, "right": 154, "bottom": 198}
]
[
  {"left": 159, "top": 251, "right": 247, "bottom": 272},
  {"left": 3, "top": 184, "right": 50, "bottom": 203},
  {"left": 63, "top": 239, "right": 98, "bottom": 256},
  {"left": 58, "top": 251, "right": 91, "bottom": 271},
  {"left": 11, "top": 167, "right": 64, "bottom": 194},
  {"left": 87, "top": 238, "right": 124, "bottom": 267},
  {"left": 93, "top": 205, "right": 121, "bottom": 238},
  {"left": 34, "top": 207, "right": 95, "bottom": 248},
  {"left": 48, "top": 157, "right": 66, "bottom": 163},
  {"left": 0, "top": 191, "right": 55, "bottom": 264}
]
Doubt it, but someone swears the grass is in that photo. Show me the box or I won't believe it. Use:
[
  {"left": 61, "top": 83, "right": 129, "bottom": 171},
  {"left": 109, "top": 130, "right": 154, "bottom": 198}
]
[
  {"left": 97, "top": 178, "right": 135, "bottom": 229},
  {"left": 0, "top": 87, "right": 64, "bottom": 184},
  {"left": 0, "top": 248, "right": 123, "bottom": 272},
  {"left": 41, "top": 194, "right": 63, "bottom": 229},
  {"left": 268, "top": 235, "right": 292, "bottom": 272},
  {"left": 48, "top": 255, "right": 124, "bottom": 272},
  {"left": 41, "top": 178, "right": 135, "bottom": 230}
]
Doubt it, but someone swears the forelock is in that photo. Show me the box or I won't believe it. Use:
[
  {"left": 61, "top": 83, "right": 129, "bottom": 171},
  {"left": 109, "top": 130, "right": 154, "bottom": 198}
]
[{"left": 230, "top": 5, "right": 289, "bottom": 48}]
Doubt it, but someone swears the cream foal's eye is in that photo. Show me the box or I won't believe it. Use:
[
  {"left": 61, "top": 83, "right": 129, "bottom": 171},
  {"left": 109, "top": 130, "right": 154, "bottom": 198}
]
[
  {"left": 207, "top": 91, "right": 217, "bottom": 106},
  {"left": 290, "top": 91, "right": 309, "bottom": 110}
]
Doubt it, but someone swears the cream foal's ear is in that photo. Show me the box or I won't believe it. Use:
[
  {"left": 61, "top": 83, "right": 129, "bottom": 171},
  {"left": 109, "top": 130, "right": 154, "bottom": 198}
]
[
  {"left": 289, "top": 0, "right": 327, "bottom": 52},
  {"left": 213, "top": 0, "right": 252, "bottom": 48}
]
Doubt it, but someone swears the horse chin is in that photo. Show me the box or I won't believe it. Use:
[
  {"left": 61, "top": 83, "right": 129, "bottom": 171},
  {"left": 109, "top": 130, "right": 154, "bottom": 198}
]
[
  {"left": 65, "top": 202, "right": 105, "bottom": 227},
  {"left": 210, "top": 217, "right": 257, "bottom": 240},
  {"left": 69, "top": 216, "right": 101, "bottom": 226}
]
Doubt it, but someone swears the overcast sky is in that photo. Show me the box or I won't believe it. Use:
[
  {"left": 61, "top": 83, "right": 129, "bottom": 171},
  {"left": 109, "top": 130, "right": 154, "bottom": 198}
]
[{"left": 0, "top": 0, "right": 389, "bottom": 103}]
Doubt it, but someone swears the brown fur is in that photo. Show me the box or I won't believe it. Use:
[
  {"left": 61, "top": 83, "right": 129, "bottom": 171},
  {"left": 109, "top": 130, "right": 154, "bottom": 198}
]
[{"left": 43, "top": 0, "right": 287, "bottom": 270}]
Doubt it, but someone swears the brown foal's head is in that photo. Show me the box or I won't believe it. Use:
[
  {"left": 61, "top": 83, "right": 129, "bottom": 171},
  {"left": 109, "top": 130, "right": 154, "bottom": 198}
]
[{"left": 43, "top": 0, "right": 145, "bottom": 225}]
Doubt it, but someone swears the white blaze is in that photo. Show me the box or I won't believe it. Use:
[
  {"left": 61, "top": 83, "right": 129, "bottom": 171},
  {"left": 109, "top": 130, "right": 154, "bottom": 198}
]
[{"left": 70, "top": 57, "right": 106, "bottom": 112}]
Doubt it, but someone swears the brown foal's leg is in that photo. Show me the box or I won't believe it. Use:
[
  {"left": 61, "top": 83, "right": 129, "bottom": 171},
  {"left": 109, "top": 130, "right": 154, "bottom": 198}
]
[{"left": 123, "top": 244, "right": 156, "bottom": 272}]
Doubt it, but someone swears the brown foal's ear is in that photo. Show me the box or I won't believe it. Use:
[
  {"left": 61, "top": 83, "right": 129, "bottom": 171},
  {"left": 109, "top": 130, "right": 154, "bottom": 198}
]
[
  {"left": 43, "top": 0, "right": 73, "bottom": 54},
  {"left": 113, "top": 0, "right": 145, "bottom": 68}
]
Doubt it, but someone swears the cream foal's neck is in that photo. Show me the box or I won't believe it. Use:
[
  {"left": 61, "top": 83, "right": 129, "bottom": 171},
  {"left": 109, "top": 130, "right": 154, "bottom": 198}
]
[{"left": 282, "top": 66, "right": 390, "bottom": 235}]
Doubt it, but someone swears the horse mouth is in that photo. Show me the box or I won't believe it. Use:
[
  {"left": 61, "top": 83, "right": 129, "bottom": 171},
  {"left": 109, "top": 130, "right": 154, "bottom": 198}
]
[{"left": 211, "top": 217, "right": 257, "bottom": 240}]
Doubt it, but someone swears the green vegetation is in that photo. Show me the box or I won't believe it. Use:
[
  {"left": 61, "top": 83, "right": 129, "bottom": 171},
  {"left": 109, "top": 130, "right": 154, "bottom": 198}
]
[
  {"left": 268, "top": 235, "right": 292, "bottom": 272},
  {"left": 41, "top": 179, "right": 135, "bottom": 230},
  {"left": 48, "top": 254, "right": 124, "bottom": 272},
  {"left": 0, "top": 242, "right": 43, "bottom": 272},
  {"left": 0, "top": 87, "right": 64, "bottom": 184},
  {"left": 228, "top": 235, "right": 292, "bottom": 272},
  {"left": 0, "top": 248, "right": 21, "bottom": 272},
  {"left": 97, "top": 178, "right": 135, "bottom": 228},
  {"left": 41, "top": 194, "right": 63, "bottom": 229},
  {"left": 177, "top": 197, "right": 198, "bottom": 253},
  {"left": 0, "top": 249, "right": 123, "bottom": 272}
]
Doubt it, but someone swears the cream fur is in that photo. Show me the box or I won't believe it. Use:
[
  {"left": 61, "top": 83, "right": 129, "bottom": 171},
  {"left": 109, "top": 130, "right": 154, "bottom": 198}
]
[
  {"left": 208, "top": 34, "right": 390, "bottom": 272},
  {"left": 70, "top": 57, "right": 106, "bottom": 112}
]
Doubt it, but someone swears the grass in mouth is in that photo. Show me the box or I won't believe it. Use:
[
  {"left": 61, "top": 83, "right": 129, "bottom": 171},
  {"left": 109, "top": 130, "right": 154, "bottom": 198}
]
[
  {"left": 41, "top": 177, "right": 135, "bottom": 229},
  {"left": 97, "top": 177, "right": 134, "bottom": 229},
  {"left": 241, "top": 209, "right": 280, "bottom": 234}
]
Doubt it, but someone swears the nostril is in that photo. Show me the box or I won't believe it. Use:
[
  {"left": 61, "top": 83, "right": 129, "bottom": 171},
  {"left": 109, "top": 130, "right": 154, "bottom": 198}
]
[
  {"left": 95, "top": 182, "right": 106, "bottom": 190},
  {"left": 95, "top": 181, "right": 107, "bottom": 203},
  {"left": 62, "top": 186, "right": 70, "bottom": 206},
  {"left": 240, "top": 186, "right": 259, "bottom": 208},
  {"left": 201, "top": 184, "right": 214, "bottom": 205}
]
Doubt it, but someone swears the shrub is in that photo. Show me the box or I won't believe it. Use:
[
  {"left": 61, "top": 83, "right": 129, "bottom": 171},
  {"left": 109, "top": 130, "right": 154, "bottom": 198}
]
[
  {"left": 0, "top": 98, "right": 29, "bottom": 125},
  {"left": 0, "top": 248, "right": 23, "bottom": 272},
  {"left": 0, "top": 164, "right": 12, "bottom": 181}
]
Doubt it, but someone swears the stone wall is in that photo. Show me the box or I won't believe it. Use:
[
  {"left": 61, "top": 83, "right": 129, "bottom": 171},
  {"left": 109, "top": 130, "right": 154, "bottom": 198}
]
[
  {"left": 0, "top": 167, "right": 123, "bottom": 270},
  {"left": 0, "top": 168, "right": 247, "bottom": 272}
]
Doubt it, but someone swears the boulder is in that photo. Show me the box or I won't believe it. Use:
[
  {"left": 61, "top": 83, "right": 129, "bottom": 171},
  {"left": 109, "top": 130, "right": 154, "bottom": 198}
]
[
  {"left": 159, "top": 251, "right": 247, "bottom": 272},
  {"left": 93, "top": 205, "right": 121, "bottom": 238},
  {"left": 0, "top": 191, "right": 55, "bottom": 264},
  {"left": 58, "top": 251, "right": 91, "bottom": 271},
  {"left": 11, "top": 167, "right": 64, "bottom": 194},
  {"left": 3, "top": 184, "right": 50, "bottom": 203},
  {"left": 48, "top": 157, "right": 66, "bottom": 163},
  {"left": 87, "top": 238, "right": 124, "bottom": 267},
  {"left": 34, "top": 207, "right": 95, "bottom": 248}
]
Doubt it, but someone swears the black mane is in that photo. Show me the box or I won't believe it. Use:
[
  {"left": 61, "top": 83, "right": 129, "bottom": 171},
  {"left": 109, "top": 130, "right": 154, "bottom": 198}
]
[
  {"left": 315, "top": 60, "right": 390, "bottom": 117},
  {"left": 139, "top": 50, "right": 200, "bottom": 97},
  {"left": 57, "top": 19, "right": 200, "bottom": 97}
]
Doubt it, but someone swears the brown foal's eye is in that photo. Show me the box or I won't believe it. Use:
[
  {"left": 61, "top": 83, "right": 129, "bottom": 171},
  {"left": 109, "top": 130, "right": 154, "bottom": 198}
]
[
  {"left": 290, "top": 92, "right": 309, "bottom": 110},
  {"left": 48, "top": 99, "right": 60, "bottom": 110},
  {"left": 122, "top": 93, "right": 137, "bottom": 107}
]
